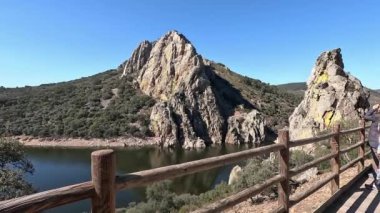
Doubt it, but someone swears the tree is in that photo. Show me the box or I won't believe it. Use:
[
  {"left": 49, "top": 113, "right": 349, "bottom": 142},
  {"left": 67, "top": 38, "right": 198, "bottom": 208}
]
[{"left": 0, "top": 138, "right": 35, "bottom": 201}]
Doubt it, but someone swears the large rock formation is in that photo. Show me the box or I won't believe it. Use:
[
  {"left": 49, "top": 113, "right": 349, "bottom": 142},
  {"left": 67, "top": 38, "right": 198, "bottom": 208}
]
[
  {"left": 120, "top": 31, "right": 265, "bottom": 148},
  {"left": 289, "top": 48, "right": 370, "bottom": 140},
  {"left": 225, "top": 110, "right": 265, "bottom": 145}
]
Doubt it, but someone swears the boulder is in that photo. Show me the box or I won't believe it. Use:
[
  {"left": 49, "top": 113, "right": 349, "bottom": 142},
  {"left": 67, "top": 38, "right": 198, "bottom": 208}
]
[
  {"left": 225, "top": 110, "right": 265, "bottom": 145},
  {"left": 228, "top": 165, "right": 242, "bottom": 185}
]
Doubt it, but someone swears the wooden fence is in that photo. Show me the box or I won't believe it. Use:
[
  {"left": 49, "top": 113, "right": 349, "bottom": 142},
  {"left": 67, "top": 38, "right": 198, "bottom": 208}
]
[{"left": 0, "top": 120, "right": 371, "bottom": 213}]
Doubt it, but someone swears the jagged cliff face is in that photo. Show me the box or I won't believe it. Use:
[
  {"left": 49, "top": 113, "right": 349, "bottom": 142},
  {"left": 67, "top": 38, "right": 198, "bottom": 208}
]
[
  {"left": 120, "top": 31, "right": 265, "bottom": 148},
  {"left": 289, "top": 49, "right": 370, "bottom": 140}
]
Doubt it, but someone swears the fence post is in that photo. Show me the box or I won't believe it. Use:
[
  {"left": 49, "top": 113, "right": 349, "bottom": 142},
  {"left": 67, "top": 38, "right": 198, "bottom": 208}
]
[
  {"left": 330, "top": 124, "right": 340, "bottom": 195},
  {"left": 91, "top": 149, "right": 116, "bottom": 213},
  {"left": 358, "top": 119, "right": 366, "bottom": 172},
  {"left": 278, "top": 129, "right": 290, "bottom": 212}
]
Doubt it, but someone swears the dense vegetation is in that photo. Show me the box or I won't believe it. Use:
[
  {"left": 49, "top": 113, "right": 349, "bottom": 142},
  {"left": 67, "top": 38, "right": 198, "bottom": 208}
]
[
  {"left": 210, "top": 63, "right": 302, "bottom": 129},
  {"left": 123, "top": 119, "right": 366, "bottom": 212},
  {"left": 0, "top": 138, "right": 34, "bottom": 200},
  {"left": 0, "top": 70, "right": 155, "bottom": 138},
  {"left": 1, "top": 62, "right": 303, "bottom": 139}
]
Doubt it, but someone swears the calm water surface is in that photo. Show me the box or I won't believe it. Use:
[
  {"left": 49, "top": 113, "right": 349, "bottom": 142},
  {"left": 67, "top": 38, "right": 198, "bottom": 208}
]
[{"left": 25, "top": 145, "right": 251, "bottom": 213}]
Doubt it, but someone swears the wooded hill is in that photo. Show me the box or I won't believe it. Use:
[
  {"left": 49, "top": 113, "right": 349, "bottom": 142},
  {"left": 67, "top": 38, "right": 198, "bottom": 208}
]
[
  {"left": 277, "top": 82, "right": 380, "bottom": 105},
  {"left": 0, "top": 65, "right": 300, "bottom": 139}
]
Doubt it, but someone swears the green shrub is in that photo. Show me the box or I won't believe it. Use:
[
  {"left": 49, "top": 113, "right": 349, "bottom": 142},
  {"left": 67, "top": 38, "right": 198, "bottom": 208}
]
[
  {"left": 0, "top": 70, "right": 155, "bottom": 139},
  {"left": 314, "top": 145, "right": 331, "bottom": 172},
  {"left": 290, "top": 150, "right": 314, "bottom": 168},
  {"left": 0, "top": 138, "right": 35, "bottom": 200}
]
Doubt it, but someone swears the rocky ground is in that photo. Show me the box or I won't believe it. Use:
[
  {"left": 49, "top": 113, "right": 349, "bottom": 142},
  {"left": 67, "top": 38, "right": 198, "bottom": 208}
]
[
  {"left": 226, "top": 160, "right": 372, "bottom": 213},
  {"left": 13, "top": 136, "right": 158, "bottom": 148}
]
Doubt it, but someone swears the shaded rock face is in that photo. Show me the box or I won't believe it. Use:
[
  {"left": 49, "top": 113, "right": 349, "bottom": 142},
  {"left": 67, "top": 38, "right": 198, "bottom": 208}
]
[
  {"left": 120, "top": 31, "right": 265, "bottom": 148},
  {"left": 289, "top": 49, "right": 370, "bottom": 140}
]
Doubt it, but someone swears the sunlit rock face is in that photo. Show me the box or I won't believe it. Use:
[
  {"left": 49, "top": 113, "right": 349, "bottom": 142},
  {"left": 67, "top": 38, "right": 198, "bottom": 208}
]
[
  {"left": 120, "top": 31, "right": 265, "bottom": 148},
  {"left": 225, "top": 110, "right": 265, "bottom": 145},
  {"left": 289, "top": 48, "right": 370, "bottom": 141}
]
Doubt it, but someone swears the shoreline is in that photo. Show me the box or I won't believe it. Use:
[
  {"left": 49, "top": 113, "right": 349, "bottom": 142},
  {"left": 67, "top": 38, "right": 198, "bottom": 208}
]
[{"left": 11, "top": 136, "right": 159, "bottom": 149}]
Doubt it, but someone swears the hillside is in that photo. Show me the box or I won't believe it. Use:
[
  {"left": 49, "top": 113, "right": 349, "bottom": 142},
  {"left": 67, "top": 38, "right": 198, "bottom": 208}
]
[
  {"left": 207, "top": 63, "right": 302, "bottom": 129},
  {"left": 276, "top": 82, "right": 307, "bottom": 96},
  {"left": 0, "top": 70, "right": 155, "bottom": 138},
  {"left": 277, "top": 82, "right": 380, "bottom": 106},
  {"left": 0, "top": 31, "right": 301, "bottom": 147}
]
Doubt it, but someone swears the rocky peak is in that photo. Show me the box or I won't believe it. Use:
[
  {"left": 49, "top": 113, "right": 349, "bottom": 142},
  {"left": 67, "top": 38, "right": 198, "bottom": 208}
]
[
  {"left": 122, "top": 40, "right": 152, "bottom": 76},
  {"left": 121, "top": 30, "right": 202, "bottom": 101},
  {"left": 120, "top": 31, "right": 266, "bottom": 148},
  {"left": 289, "top": 48, "right": 369, "bottom": 141}
]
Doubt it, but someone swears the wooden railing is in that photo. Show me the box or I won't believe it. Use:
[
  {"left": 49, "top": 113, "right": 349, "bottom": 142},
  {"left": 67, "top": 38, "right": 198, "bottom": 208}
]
[{"left": 0, "top": 120, "right": 371, "bottom": 213}]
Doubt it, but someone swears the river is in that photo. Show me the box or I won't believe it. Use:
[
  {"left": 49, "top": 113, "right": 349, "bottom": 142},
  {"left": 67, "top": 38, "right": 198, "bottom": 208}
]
[{"left": 25, "top": 145, "right": 251, "bottom": 212}]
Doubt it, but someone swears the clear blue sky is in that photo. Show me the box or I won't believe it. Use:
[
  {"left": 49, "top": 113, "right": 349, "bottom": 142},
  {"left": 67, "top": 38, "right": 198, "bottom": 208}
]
[{"left": 1, "top": 0, "right": 379, "bottom": 89}]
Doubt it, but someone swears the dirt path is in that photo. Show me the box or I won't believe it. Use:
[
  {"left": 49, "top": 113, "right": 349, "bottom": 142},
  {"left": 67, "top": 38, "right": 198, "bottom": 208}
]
[{"left": 226, "top": 160, "right": 372, "bottom": 213}]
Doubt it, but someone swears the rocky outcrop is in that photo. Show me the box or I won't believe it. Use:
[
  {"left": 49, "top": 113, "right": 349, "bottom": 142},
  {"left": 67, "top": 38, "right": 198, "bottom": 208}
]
[
  {"left": 289, "top": 48, "right": 370, "bottom": 140},
  {"left": 225, "top": 110, "right": 265, "bottom": 145},
  {"left": 120, "top": 31, "right": 265, "bottom": 148}
]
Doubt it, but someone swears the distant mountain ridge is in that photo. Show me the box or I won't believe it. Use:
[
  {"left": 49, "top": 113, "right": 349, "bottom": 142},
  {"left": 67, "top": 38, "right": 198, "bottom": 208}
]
[{"left": 277, "top": 83, "right": 380, "bottom": 105}]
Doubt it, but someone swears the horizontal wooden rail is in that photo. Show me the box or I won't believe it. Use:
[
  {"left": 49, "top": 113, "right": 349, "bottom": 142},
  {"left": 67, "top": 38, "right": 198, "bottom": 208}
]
[
  {"left": 290, "top": 172, "right": 337, "bottom": 205},
  {"left": 340, "top": 141, "right": 366, "bottom": 154},
  {"left": 270, "top": 206, "right": 286, "bottom": 213},
  {"left": 0, "top": 181, "right": 94, "bottom": 212},
  {"left": 340, "top": 127, "right": 365, "bottom": 135},
  {"left": 193, "top": 175, "right": 285, "bottom": 213},
  {"left": 340, "top": 156, "right": 363, "bottom": 173},
  {"left": 115, "top": 143, "right": 284, "bottom": 190},
  {"left": 0, "top": 121, "right": 373, "bottom": 213},
  {"left": 289, "top": 153, "right": 336, "bottom": 177},
  {"left": 289, "top": 132, "right": 338, "bottom": 148},
  {"left": 314, "top": 165, "right": 371, "bottom": 213},
  {"left": 289, "top": 125, "right": 370, "bottom": 148}
]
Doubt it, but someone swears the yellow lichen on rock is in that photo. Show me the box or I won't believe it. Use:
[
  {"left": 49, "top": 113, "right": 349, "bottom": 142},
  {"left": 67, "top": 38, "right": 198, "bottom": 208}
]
[
  {"left": 323, "top": 111, "right": 334, "bottom": 127},
  {"left": 330, "top": 111, "right": 342, "bottom": 126},
  {"left": 315, "top": 72, "right": 329, "bottom": 84}
]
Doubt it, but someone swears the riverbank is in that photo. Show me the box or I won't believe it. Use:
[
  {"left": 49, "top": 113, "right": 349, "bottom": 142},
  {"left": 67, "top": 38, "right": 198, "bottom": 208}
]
[{"left": 11, "top": 135, "right": 159, "bottom": 148}]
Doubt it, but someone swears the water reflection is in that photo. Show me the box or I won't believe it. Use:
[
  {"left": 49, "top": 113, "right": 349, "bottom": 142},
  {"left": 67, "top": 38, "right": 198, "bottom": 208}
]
[{"left": 25, "top": 144, "right": 251, "bottom": 212}]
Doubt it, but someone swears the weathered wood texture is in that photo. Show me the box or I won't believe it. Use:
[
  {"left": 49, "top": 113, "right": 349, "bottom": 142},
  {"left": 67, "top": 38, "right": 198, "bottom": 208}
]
[
  {"left": 289, "top": 152, "right": 336, "bottom": 177},
  {"left": 340, "top": 141, "right": 365, "bottom": 154},
  {"left": 290, "top": 172, "right": 338, "bottom": 205},
  {"left": 289, "top": 132, "right": 338, "bottom": 147},
  {"left": 330, "top": 124, "right": 340, "bottom": 194},
  {"left": 278, "top": 130, "right": 290, "bottom": 212},
  {"left": 340, "top": 156, "right": 364, "bottom": 173},
  {"left": 115, "top": 143, "right": 284, "bottom": 190},
  {"left": 193, "top": 175, "right": 285, "bottom": 213},
  {"left": 0, "top": 181, "right": 94, "bottom": 213},
  {"left": 91, "top": 149, "right": 116, "bottom": 213}
]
